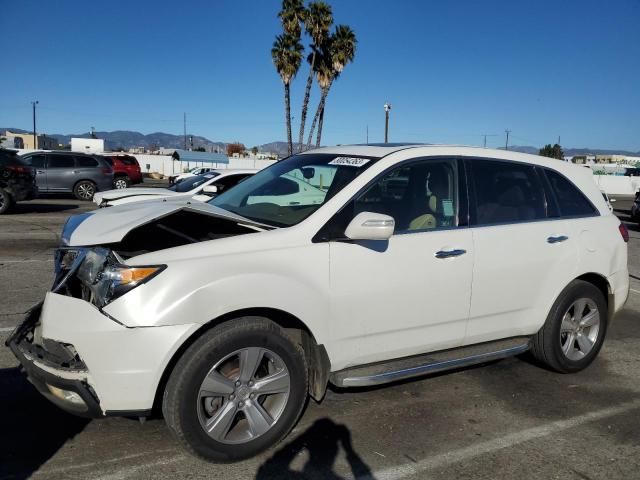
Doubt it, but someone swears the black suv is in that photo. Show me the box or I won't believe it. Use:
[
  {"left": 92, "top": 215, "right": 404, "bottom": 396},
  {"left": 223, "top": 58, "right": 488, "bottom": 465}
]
[
  {"left": 0, "top": 149, "right": 38, "bottom": 214},
  {"left": 21, "top": 151, "right": 113, "bottom": 200}
]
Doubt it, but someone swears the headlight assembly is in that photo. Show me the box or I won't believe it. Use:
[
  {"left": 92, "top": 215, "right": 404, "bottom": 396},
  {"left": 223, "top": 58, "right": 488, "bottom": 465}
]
[{"left": 75, "top": 248, "right": 165, "bottom": 308}]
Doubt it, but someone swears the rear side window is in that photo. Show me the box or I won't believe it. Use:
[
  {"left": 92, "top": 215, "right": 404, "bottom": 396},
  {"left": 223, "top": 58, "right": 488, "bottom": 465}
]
[
  {"left": 23, "top": 154, "right": 46, "bottom": 168},
  {"left": 48, "top": 155, "right": 75, "bottom": 168},
  {"left": 120, "top": 157, "right": 137, "bottom": 166},
  {"left": 544, "top": 169, "right": 596, "bottom": 217},
  {"left": 471, "top": 159, "right": 546, "bottom": 225},
  {"left": 75, "top": 156, "right": 99, "bottom": 168}
]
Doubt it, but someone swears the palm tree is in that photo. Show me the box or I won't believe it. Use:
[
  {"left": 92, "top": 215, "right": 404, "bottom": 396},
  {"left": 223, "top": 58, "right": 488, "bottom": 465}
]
[
  {"left": 297, "top": 1, "right": 333, "bottom": 152},
  {"left": 307, "top": 25, "right": 357, "bottom": 147},
  {"left": 278, "top": 0, "right": 306, "bottom": 37},
  {"left": 272, "top": 34, "right": 304, "bottom": 156}
]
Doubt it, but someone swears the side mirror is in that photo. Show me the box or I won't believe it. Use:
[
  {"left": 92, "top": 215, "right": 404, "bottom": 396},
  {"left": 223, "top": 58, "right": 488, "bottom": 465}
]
[
  {"left": 202, "top": 185, "right": 218, "bottom": 195},
  {"left": 301, "top": 167, "right": 315, "bottom": 180},
  {"left": 345, "top": 212, "right": 395, "bottom": 241}
]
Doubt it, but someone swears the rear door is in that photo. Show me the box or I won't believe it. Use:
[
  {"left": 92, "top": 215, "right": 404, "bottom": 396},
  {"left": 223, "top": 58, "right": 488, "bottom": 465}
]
[
  {"left": 45, "top": 154, "right": 76, "bottom": 191},
  {"left": 23, "top": 153, "right": 47, "bottom": 190},
  {"left": 465, "top": 158, "right": 579, "bottom": 344}
]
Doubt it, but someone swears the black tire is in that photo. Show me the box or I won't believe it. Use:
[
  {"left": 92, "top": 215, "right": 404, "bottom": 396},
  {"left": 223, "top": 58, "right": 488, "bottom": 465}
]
[
  {"left": 162, "top": 317, "right": 308, "bottom": 462},
  {"left": 73, "top": 180, "right": 96, "bottom": 201},
  {"left": 113, "top": 176, "right": 130, "bottom": 189},
  {"left": 531, "top": 280, "right": 608, "bottom": 373},
  {"left": 0, "top": 188, "right": 12, "bottom": 214}
]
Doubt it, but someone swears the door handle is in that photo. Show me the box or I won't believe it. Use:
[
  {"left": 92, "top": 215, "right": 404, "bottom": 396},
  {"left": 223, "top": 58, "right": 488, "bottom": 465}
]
[
  {"left": 547, "top": 235, "right": 569, "bottom": 244},
  {"left": 435, "top": 249, "right": 467, "bottom": 259},
  {"left": 36, "top": 170, "right": 45, "bottom": 174}
]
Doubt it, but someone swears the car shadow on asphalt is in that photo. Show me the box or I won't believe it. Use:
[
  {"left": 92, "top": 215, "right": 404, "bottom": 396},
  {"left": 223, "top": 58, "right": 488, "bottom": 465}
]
[
  {"left": 256, "top": 418, "right": 374, "bottom": 480},
  {"left": 0, "top": 367, "right": 90, "bottom": 480}
]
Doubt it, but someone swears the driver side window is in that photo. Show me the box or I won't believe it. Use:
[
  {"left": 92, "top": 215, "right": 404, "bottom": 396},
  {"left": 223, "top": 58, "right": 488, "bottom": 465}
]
[{"left": 355, "top": 159, "right": 460, "bottom": 233}]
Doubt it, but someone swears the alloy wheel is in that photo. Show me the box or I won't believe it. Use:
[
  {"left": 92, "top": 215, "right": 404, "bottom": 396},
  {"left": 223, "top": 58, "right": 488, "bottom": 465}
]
[
  {"left": 78, "top": 183, "right": 95, "bottom": 200},
  {"left": 559, "top": 298, "right": 600, "bottom": 361},
  {"left": 196, "top": 347, "right": 291, "bottom": 445}
]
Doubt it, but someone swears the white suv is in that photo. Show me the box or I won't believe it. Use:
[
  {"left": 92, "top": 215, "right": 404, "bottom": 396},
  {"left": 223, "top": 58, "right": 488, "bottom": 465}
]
[{"left": 8, "top": 145, "right": 629, "bottom": 462}]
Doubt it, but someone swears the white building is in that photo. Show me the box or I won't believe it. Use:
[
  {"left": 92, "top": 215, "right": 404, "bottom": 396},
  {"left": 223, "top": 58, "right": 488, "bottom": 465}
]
[{"left": 71, "top": 138, "right": 105, "bottom": 154}]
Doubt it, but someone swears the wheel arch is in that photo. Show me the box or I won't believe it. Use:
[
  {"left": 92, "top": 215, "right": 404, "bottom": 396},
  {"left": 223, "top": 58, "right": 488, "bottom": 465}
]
[
  {"left": 153, "top": 307, "right": 331, "bottom": 414},
  {"left": 575, "top": 272, "right": 613, "bottom": 320}
]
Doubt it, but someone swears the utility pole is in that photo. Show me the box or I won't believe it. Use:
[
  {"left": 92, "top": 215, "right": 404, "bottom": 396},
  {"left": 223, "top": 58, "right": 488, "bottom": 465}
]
[
  {"left": 384, "top": 103, "right": 392, "bottom": 143},
  {"left": 557, "top": 135, "right": 561, "bottom": 145},
  {"left": 481, "top": 134, "right": 498, "bottom": 148},
  {"left": 183, "top": 112, "right": 187, "bottom": 150},
  {"left": 31, "top": 100, "right": 39, "bottom": 149},
  {"left": 366, "top": 125, "right": 369, "bottom": 145},
  {"left": 505, "top": 129, "right": 511, "bottom": 151}
]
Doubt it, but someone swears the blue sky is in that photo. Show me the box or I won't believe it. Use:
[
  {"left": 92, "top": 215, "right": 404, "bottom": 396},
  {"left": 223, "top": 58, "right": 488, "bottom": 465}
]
[{"left": 1, "top": 0, "right": 639, "bottom": 150}]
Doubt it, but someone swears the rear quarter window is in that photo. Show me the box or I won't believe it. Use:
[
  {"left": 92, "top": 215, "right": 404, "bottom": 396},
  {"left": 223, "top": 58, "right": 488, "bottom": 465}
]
[{"left": 544, "top": 169, "right": 597, "bottom": 217}]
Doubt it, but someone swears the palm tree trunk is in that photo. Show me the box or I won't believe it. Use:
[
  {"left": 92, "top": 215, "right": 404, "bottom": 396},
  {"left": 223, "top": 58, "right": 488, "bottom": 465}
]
[
  {"left": 284, "top": 82, "right": 292, "bottom": 156},
  {"left": 297, "top": 50, "right": 316, "bottom": 152},
  {"left": 315, "top": 105, "right": 324, "bottom": 147},
  {"left": 306, "top": 90, "right": 324, "bottom": 149}
]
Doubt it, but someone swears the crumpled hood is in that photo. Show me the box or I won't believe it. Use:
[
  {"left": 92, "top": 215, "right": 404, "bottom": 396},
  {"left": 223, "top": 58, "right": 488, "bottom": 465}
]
[
  {"left": 63, "top": 198, "right": 266, "bottom": 246},
  {"left": 93, "top": 187, "right": 180, "bottom": 204}
]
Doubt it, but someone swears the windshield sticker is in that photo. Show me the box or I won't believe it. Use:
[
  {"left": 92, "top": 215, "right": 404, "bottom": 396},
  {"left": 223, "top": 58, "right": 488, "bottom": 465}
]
[{"left": 328, "top": 157, "right": 370, "bottom": 167}]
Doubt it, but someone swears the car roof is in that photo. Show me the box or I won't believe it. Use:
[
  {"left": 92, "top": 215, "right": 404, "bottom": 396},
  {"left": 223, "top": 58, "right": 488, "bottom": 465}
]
[
  {"left": 214, "top": 168, "right": 259, "bottom": 175},
  {"left": 301, "top": 144, "right": 572, "bottom": 169}
]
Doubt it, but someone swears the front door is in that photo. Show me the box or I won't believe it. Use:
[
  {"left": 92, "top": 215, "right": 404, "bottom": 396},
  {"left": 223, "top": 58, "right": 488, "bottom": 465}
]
[
  {"left": 327, "top": 158, "right": 474, "bottom": 369},
  {"left": 23, "top": 153, "right": 47, "bottom": 190}
]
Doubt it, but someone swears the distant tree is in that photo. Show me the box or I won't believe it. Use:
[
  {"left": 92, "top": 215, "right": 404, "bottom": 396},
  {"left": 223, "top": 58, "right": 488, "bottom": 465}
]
[
  {"left": 539, "top": 143, "right": 564, "bottom": 160},
  {"left": 226, "top": 142, "right": 246, "bottom": 156},
  {"left": 194, "top": 146, "right": 206, "bottom": 152},
  {"left": 251, "top": 146, "right": 259, "bottom": 155}
]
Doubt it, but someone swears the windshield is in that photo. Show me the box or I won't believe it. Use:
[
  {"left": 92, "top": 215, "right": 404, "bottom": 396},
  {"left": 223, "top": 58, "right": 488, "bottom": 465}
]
[
  {"left": 169, "top": 172, "right": 219, "bottom": 192},
  {"left": 209, "top": 153, "right": 378, "bottom": 227}
]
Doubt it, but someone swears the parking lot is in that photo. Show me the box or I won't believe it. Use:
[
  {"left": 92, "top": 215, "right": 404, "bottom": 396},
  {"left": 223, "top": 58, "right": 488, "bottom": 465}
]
[{"left": 0, "top": 196, "right": 639, "bottom": 480}]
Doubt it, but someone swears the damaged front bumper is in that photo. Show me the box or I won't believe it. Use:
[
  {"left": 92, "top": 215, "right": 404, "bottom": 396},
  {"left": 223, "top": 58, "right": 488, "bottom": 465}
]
[
  {"left": 7, "top": 291, "right": 199, "bottom": 418},
  {"left": 7, "top": 304, "right": 102, "bottom": 418}
]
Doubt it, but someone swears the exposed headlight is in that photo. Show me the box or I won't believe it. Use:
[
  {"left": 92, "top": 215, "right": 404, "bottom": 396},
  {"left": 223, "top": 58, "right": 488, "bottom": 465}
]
[{"left": 76, "top": 248, "right": 165, "bottom": 307}]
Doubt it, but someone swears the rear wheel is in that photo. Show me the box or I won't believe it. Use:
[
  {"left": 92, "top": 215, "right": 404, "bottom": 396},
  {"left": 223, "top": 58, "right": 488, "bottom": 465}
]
[
  {"left": 531, "top": 280, "right": 607, "bottom": 373},
  {"left": 73, "top": 181, "right": 96, "bottom": 201},
  {"left": 162, "top": 317, "right": 308, "bottom": 462},
  {"left": 113, "top": 176, "right": 130, "bottom": 189},
  {"left": 0, "top": 189, "right": 12, "bottom": 214}
]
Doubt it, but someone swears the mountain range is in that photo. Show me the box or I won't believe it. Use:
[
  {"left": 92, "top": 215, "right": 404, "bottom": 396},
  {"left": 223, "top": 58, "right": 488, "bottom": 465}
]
[{"left": 2, "top": 128, "right": 639, "bottom": 158}]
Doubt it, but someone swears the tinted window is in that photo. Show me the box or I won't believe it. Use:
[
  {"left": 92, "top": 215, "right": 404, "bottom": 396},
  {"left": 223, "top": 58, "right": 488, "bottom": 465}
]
[
  {"left": 212, "top": 174, "right": 252, "bottom": 193},
  {"left": 545, "top": 169, "right": 596, "bottom": 217},
  {"left": 120, "top": 156, "right": 138, "bottom": 166},
  {"left": 353, "top": 159, "right": 459, "bottom": 233},
  {"left": 23, "top": 154, "right": 45, "bottom": 168},
  {"left": 47, "top": 155, "right": 75, "bottom": 168},
  {"left": 75, "top": 156, "right": 99, "bottom": 168},
  {"left": 169, "top": 173, "right": 220, "bottom": 192},
  {"left": 471, "top": 159, "right": 546, "bottom": 225}
]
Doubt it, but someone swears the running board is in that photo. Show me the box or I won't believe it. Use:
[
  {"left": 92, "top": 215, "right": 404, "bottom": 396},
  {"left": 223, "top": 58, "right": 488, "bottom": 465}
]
[{"left": 330, "top": 337, "right": 531, "bottom": 388}]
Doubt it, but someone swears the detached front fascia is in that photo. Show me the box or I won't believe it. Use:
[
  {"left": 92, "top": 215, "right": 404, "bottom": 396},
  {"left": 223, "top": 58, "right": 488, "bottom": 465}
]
[{"left": 11, "top": 292, "right": 199, "bottom": 414}]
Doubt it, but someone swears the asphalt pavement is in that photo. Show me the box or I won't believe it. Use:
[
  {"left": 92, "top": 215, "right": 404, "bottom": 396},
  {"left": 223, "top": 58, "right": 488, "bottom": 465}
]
[{"left": 0, "top": 196, "right": 639, "bottom": 480}]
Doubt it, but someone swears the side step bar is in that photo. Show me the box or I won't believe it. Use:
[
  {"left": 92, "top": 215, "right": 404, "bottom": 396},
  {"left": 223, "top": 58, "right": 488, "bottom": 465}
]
[{"left": 330, "top": 337, "right": 531, "bottom": 388}]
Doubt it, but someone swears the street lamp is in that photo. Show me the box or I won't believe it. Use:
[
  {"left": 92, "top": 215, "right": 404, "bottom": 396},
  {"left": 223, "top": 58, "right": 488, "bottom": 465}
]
[
  {"left": 31, "top": 100, "right": 39, "bottom": 149},
  {"left": 384, "top": 103, "right": 392, "bottom": 143}
]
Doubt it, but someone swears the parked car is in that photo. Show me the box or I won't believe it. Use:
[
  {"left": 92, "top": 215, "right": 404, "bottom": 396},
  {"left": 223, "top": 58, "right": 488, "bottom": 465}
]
[
  {"left": 169, "top": 166, "right": 215, "bottom": 186},
  {"left": 93, "top": 169, "right": 256, "bottom": 207},
  {"left": 623, "top": 167, "right": 640, "bottom": 177},
  {"left": 0, "top": 148, "right": 38, "bottom": 214},
  {"left": 100, "top": 154, "right": 143, "bottom": 189},
  {"left": 21, "top": 151, "right": 113, "bottom": 200},
  {"left": 8, "top": 145, "right": 629, "bottom": 462},
  {"left": 631, "top": 191, "right": 640, "bottom": 224}
]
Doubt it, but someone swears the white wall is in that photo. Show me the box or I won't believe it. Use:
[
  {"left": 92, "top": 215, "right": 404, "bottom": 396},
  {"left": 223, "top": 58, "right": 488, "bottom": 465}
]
[
  {"left": 592, "top": 174, "right": 640, "bottom": 195},
  {"left": 131, "top": 155, "right": 276, "bottom": 176}
]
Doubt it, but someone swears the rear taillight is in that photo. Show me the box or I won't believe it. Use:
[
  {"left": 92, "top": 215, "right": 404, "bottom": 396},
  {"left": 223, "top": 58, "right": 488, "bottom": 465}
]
[
  {"left": 102, "top": 168, "right": 113, "bottom": 175},
  {"left": 619, "top": 222, "right": 629, "bottom": 243},
  {"left": 7, "top": 165, "right": 31, "bottom": 174}
]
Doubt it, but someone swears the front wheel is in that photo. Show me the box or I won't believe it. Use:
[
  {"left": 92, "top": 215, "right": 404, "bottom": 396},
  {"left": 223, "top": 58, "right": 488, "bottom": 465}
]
[
  {"left": 162, "top": 317, "right": 308, "bottom": 462},
  {"left": 73, "top": 181, "right": 96, "bottom": 201},
  {"left": 531, "top": 280, "right": 608, "bottom": 373}
]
